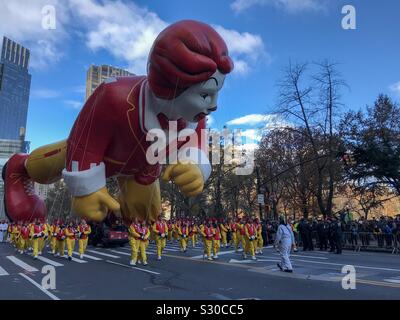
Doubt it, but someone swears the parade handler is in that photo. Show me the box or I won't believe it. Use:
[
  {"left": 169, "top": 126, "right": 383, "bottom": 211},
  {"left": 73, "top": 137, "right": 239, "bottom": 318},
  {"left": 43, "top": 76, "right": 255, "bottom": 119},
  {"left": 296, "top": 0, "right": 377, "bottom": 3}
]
[
  {"left": 152, "top": 215, "right": 168, "bottom": 260},
  {"left": 2, "top": 20, "right": 233, "bottom": 226}
]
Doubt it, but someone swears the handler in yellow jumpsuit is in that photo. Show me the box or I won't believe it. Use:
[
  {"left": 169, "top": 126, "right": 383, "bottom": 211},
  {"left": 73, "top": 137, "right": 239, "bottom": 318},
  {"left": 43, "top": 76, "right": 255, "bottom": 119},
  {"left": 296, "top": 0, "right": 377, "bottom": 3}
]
[
  {"left": 64, "top": 222, "right": 77, "bottom": 261},
  {"left": 212, "top": 223, "right": 221, "bottom": 259},
  {"left": 18, "top": 222, "right": 30, "bottom": 254},
  {"left": 255, "top": 219, "right": 263, "bottom": 254},
  {"left": 27, "top": 222, "right": 34, "bottom": 251},
  {"left": 77, "top": 220, "right": 91, "bottom": 259},
  {"left": 200, "top": 220, "right": 214, "bottom": 261},
  {"left": 189, "top": 221, "right": 198, "bottom": 248},
  {"left": 128, "top": 219, "right": 139, "bottom": 266},
  {"left": 244, "top": 218, "right": 257, "bottom": 260},
  {"left": 236, "top": 218, "right": 244, "bottom": 251},
  {"left": 167, "top": 221, "right": 173, "bottom": 242},
  {"left": 228, "top": 219, "right": 237, "bottom": 250},
  {"left": 14, "top": 222, "right": 21, "bottom": 252},
  {"left": 49, "top": 221, "right": 58, "bottom": 254},
  {"left": 38, "top": 221, "right": 48, "bottom": 254},
  {"left": 30, "top": 219, "right": 45, "bottom": 259},
  {"left": 129, "top": 219, "right": 150, "bottom": 266},
  {"left": 137, "top": 220, "right": 150, "bottom": 265},
  {"left": 55, "top": 223, "right": 66, "bottom": 257},
  {"left": 152, "top": 216, "right": 168, "bottom": 260},
  {"left": 11, "top": 223, "right": 19, "bottom": 248},
  {"left": 178, "top": 221, "right": 189, "bottom": 252},
  {"left": 173, "top": 220, "right": 180, "bottom": 243},
  {"left": 220, "top": 220, "right": 229, "bottom": 248}
]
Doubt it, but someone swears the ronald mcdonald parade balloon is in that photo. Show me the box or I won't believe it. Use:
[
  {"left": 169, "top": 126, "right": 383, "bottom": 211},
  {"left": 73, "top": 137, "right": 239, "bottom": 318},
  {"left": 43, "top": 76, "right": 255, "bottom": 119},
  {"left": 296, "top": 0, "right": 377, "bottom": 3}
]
[{"left": 1, "top": 20, "right": 234, "bottom": 224}]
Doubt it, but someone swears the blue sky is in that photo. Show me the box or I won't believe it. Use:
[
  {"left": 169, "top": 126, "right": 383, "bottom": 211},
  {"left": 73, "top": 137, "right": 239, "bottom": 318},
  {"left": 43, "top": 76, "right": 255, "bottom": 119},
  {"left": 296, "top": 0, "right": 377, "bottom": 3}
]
[{"left": 1, "top": 0, "right": 399, "bottom": 150}]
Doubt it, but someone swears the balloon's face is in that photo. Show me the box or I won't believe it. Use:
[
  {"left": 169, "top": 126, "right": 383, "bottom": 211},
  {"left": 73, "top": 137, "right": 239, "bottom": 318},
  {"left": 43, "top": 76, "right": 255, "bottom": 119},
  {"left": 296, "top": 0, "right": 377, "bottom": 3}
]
[{"left": 157, "top": 70, "right": 226, "bottom": 122}]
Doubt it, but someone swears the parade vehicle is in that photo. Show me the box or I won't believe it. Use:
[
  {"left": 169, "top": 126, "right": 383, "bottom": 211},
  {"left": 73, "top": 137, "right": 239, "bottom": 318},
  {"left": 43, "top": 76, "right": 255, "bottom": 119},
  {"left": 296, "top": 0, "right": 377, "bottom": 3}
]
[{"left": 89, "top": 214, "right": 129, "bottom": 247}]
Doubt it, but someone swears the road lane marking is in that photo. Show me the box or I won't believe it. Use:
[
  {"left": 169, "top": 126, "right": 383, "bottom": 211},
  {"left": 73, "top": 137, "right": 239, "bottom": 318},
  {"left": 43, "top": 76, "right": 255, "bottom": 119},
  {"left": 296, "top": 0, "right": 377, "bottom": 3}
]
[
  {"left": 272, "top": 253, "right": 328, "bottom": 260},
  {"left": 256, "top": 259, "right": 281, "bottom": 262},
  {"left": 108, "top": 249, "right": 130, "bottom": 256},
  {"left": 86, "top": 250, "right": 120, "bottom": 258},
  {"left": 72, "top": 252, "right": 102, "bottom": 261},
  {"left": 110, "top": 247, "right": 156, "bottom": 255},
  {"left": 6, "top": 256, "right": 38, "bottom": 272},
  {"left": 19, "top": 273, "right": 60, "bottom": 300},
  {"left": 105, "top": 260, "right": 160, "bottom": 275},
  {"left": 51, "top": 251, "right": 87, "bottom": 263},
  {"left": 229, "top": 259, "right": 257, "bottom": 264},
  {"left": 0, "top": 266, "right": 9, "bottom": 276},
  {"left": 191, "top": 250, "right": 236, "bottom": 259},
  {"left": 294, "top": 259, "right": 400, "bottom": 272},
  {"left": 357, "top": 279, "right": 400, "bottom": 288},
  {"left": 210, "top": 293, "right": 232, "bottom": 300},
  {"left": 36, "top": 256, "right": 64, "bottom": 267},
  {"left": 383, "top": 279, "right": 400, "bottom": 284},
  {"left": 163, "top": 248, "right": 181, "bottom": 252}
]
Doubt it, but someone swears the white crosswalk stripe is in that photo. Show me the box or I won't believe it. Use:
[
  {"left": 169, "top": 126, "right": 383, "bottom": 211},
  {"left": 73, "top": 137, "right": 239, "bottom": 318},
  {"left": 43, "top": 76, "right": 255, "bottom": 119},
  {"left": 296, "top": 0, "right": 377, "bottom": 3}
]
[
  {"left": 191, "top": 250, "right": 236, "bottom": 259},
  {"left": 105, "top": 260, "right": 161, "bottom": 275},
  {"left": 72, "top": 252, "right": 102, "bottom": 261},
  {"left": 48, "top": 251, "right": 88, "bottom": 263},
  {"left": 86, "top": 249, "right": 120, "bottom": 258},
  {"left": 0, "top": 265, "right": 9, "bottom": 276},
  {"left": 6, "top": 256, "right": 39, "bottom": 272},
  {"left": 108, "top": 249, "right": 130, "bottom": 256},
  {"left": 36, "top": 256, "right": 64, "bottom": 267}
]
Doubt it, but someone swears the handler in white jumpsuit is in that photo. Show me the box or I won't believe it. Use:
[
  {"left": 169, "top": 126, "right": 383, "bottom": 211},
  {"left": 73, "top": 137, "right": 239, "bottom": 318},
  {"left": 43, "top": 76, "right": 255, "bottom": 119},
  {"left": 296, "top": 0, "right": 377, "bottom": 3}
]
[
  {"left": 274, "top": 216, "right": 295, "bottom": 273},
  {"left": 0, "top": 221, "right": 8, "bottom": 242}
]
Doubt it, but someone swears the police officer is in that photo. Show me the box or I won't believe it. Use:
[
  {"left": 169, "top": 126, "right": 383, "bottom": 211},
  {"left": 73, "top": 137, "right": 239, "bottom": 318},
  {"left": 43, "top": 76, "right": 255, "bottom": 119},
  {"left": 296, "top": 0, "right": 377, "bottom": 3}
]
[
  {"left": 298, "top": 218, "right": 309, "bottom": 251},
  {"left": 316, "top": 219, "right": 328, "bottom": 251},
  {"left": 332, "top": 217, "right": 343, "bottom": 254}
]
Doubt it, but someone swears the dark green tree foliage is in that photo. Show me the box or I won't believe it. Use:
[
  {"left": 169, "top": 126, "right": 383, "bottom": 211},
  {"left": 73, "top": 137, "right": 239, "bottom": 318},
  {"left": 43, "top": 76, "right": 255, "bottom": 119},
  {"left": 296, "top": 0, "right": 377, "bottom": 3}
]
[{"left": 341, "top": 95, "right": 400, "bottom": 194}]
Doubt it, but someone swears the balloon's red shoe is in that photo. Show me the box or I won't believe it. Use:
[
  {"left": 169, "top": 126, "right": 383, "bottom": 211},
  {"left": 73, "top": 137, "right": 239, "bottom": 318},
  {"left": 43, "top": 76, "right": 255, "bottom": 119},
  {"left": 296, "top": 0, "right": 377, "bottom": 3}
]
[{"left": 2, "top": 153, "right": 47, "bottom": 222}]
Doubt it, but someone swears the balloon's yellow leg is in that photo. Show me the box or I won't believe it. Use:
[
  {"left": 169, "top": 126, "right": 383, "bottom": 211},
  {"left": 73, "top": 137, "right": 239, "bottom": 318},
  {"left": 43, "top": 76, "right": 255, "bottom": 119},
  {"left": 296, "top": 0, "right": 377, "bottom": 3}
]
[{"left": 117, "top": 177, "right": 161, "bottom": 224}]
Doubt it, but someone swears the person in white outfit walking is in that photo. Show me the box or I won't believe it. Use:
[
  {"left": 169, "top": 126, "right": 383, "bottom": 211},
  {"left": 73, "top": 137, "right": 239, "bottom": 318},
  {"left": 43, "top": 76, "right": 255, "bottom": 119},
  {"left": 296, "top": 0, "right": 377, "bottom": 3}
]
[
  {"left": 0, "top": 220, "right": 8, "bottom": 243},
  {"left": 274, "top": 216, "right": 295, "bottom": 273}
]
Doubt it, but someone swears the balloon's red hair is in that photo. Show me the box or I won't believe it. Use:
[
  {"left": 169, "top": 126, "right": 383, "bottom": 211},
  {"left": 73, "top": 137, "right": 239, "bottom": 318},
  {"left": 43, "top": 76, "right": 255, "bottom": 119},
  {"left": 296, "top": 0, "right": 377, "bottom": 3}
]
[{"left": 147, "top": 20, "right": 234, "bottom": 99}]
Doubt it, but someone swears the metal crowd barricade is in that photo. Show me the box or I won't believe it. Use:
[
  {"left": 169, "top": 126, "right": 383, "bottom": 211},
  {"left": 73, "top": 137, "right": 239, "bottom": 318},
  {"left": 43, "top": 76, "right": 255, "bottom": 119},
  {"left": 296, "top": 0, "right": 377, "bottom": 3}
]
[
  {"left": 342, "top": 232, "right": 399, "bottom": 254},
  {"left": 295, "top": 231, "right": 399, "bottom": 254}
]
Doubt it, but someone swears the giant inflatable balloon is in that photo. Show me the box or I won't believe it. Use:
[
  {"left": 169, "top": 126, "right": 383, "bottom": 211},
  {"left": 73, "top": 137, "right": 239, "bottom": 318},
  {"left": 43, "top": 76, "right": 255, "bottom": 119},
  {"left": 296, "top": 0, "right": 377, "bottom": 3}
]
[{"left": 2, "top": 20, "right": 234, "bottom": 224}]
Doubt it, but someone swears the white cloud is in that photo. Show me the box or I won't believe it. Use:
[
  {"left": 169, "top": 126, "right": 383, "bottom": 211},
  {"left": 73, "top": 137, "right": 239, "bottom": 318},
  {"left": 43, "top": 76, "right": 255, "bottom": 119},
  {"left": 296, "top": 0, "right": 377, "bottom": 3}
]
[
  {"left": 227, "top": 113, "right": 291, "bottom": 132},
  {"left": 227, "top": 114, "right": 273, "bottom": 126},
  {"left": 63, "top": 100, "right": 82, "bottom": 109},
  {"left": 0, "top": 0, "right": 70, "bottom": 68},
  {"left": 68, "top": 0, "right": 266, "bottom": 76},
  {"left": 0, "top": 0, "right": 268, "bottom": 75},
  {"left": 240, "top": 129, "right": 262, "bottom": 142},
  {"left": 390, "top": 82, "right": 400, "bottom": 96},
  {"left": 68, "top": 0, "right": 167, "bottom": 74},
  {"left": 213, "top": 25, "right": 269, "bottom": 75},
  {"left": 231, "top": 0, "right": 328, "bottom": 14},
  {"left": 31, "top": 88, "right": 60, "bottom": 98}
]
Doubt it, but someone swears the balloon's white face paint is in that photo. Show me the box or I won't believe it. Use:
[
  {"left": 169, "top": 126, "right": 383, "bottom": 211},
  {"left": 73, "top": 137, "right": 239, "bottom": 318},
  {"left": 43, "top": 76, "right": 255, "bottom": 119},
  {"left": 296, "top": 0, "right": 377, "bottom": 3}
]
[{"left": 152, "top": 70, "right": 226, "bottom": 122}]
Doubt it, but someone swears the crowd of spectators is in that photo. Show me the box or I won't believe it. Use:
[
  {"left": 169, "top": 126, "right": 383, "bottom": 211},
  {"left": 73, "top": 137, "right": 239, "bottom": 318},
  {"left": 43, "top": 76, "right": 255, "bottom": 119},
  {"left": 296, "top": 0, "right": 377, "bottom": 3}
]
[{"left": 260, "top": 212, "right": 400, "bottom": 252}]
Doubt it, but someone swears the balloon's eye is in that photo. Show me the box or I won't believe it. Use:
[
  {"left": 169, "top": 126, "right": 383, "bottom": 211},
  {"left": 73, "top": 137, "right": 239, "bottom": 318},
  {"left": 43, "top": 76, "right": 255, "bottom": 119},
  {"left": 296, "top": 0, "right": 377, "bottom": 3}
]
[{"left": 200, "top": 94, "right": 209, "bottom": 100}]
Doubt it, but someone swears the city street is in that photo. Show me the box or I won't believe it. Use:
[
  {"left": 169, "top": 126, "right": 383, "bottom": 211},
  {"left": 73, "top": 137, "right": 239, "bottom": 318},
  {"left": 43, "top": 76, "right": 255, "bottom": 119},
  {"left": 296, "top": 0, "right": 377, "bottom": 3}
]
[{"left": 1, "top": 241, "right": 400, "bottom": 300}]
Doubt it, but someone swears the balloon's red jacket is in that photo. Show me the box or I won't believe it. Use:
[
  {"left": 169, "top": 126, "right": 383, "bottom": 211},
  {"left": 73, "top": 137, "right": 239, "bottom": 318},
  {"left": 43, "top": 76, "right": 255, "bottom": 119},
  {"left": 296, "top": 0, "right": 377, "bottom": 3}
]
[{"left": 62, "top": 76, "right": 209, "bottom": 197}]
